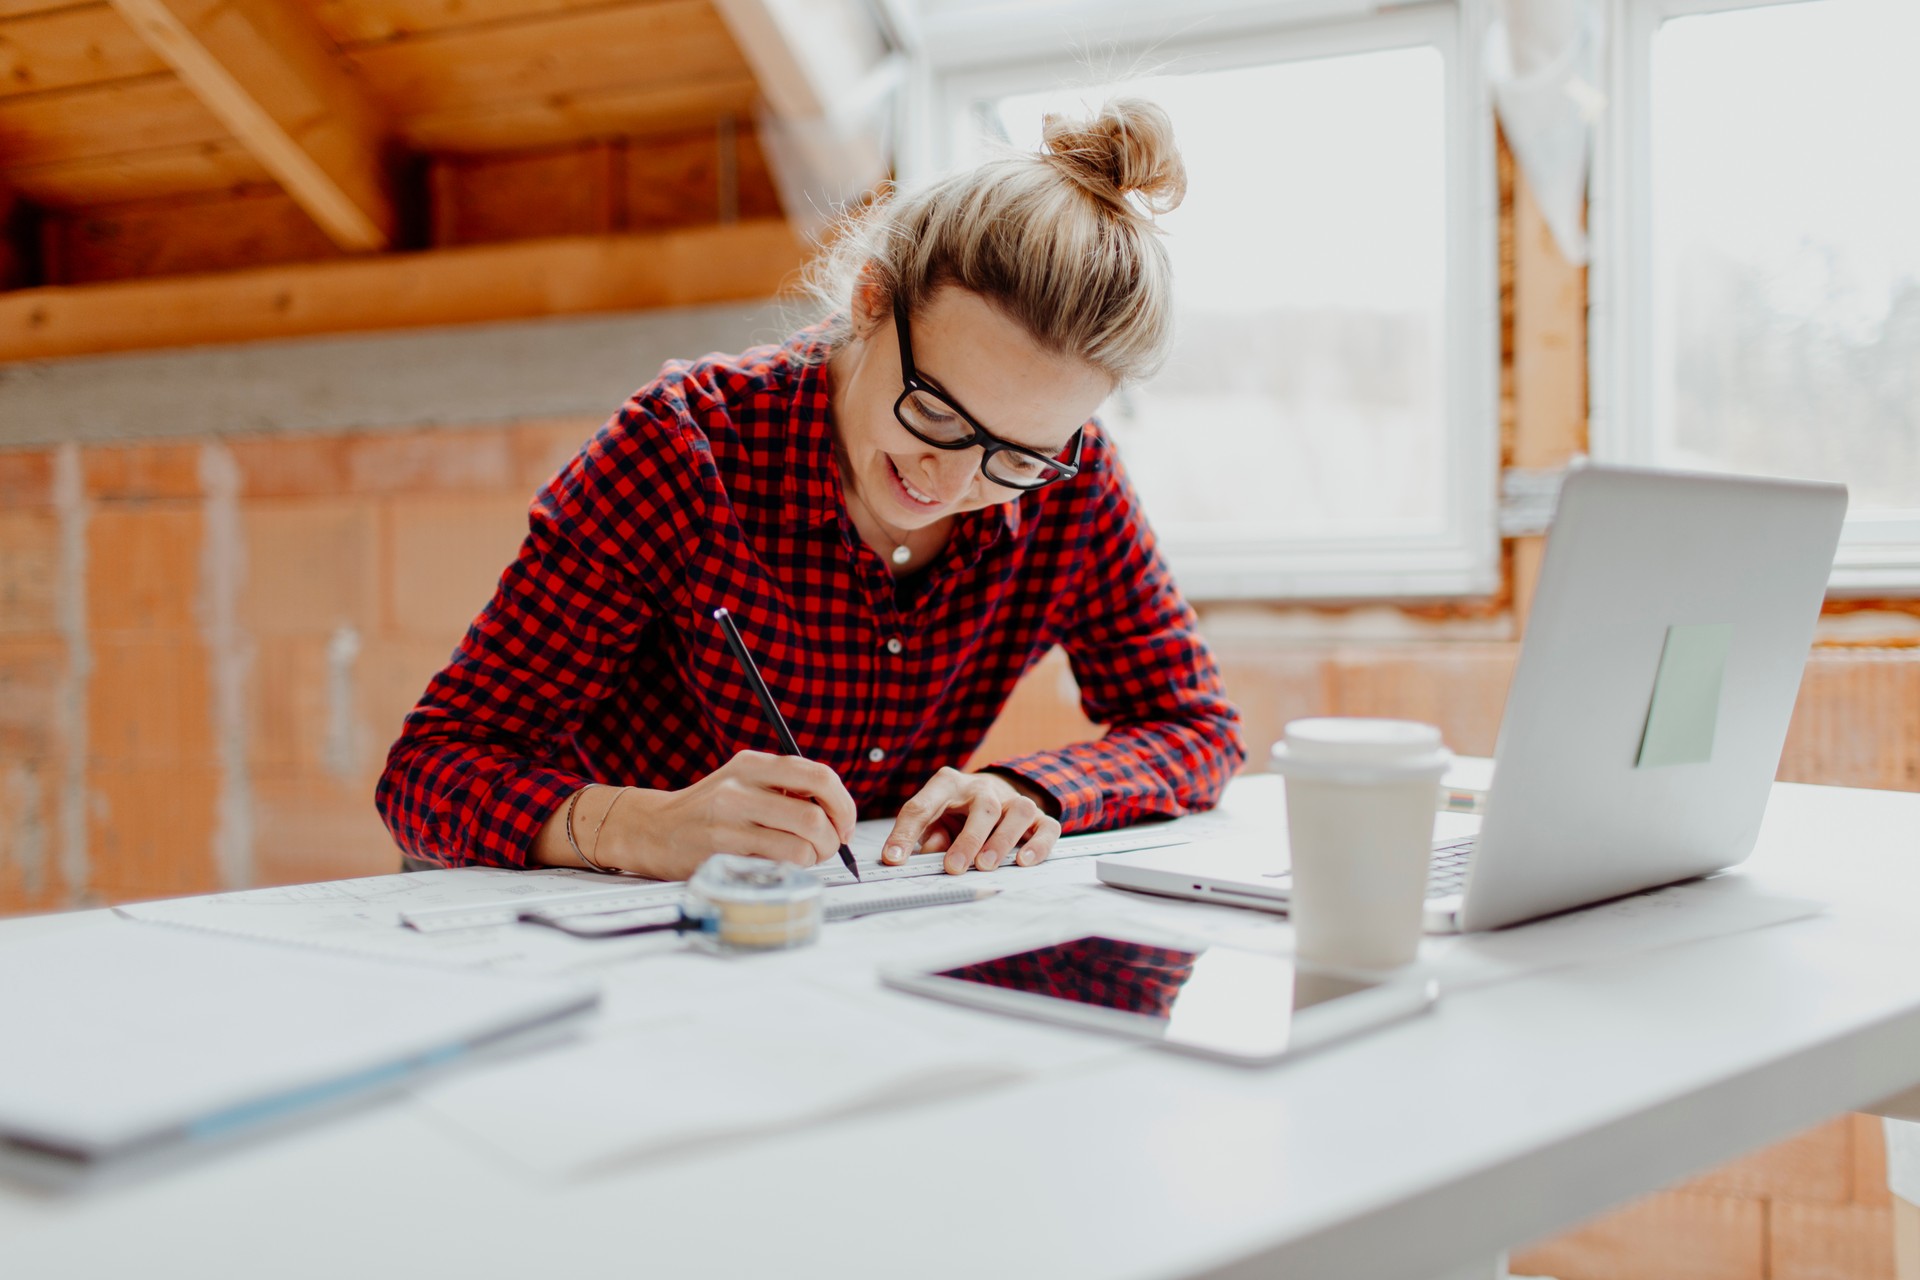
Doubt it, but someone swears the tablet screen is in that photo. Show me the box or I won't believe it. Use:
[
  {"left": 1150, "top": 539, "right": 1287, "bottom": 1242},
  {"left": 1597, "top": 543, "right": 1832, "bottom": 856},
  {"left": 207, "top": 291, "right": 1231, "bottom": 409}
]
[{"left": 936, "top": 935, "right": 1372, "bottom": 1023}]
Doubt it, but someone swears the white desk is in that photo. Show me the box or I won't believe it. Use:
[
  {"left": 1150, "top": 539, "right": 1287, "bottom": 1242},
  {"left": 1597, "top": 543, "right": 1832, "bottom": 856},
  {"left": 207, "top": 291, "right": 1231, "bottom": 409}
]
[{"left": 4, "top": 780, "right": 1920, "bottom": 1280}]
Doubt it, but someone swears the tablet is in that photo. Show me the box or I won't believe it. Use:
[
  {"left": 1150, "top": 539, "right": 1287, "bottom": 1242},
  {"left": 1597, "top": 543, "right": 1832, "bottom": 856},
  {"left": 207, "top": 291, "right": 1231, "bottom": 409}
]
[{"left": 881, "top": 934, "right": 1436, "bottom": 1065}]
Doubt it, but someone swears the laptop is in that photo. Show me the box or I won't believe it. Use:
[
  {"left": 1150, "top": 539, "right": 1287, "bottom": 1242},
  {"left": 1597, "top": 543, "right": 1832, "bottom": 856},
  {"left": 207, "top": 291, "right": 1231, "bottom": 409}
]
[{"left": 1099, "top": 465, "right": 1848, "bottom": 934}]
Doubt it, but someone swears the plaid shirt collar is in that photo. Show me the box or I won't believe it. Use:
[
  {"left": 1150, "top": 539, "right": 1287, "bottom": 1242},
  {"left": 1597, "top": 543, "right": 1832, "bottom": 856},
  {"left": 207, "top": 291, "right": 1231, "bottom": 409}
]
[{"left": 776, "top": 328, "right": 1021, "bottom": 552}]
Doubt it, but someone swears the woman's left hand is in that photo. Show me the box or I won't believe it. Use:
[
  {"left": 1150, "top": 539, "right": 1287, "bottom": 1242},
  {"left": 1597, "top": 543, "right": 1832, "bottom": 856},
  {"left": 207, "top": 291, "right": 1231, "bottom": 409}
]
[{"left": 880, "top": 768, "right": 1062, "bottom": 874}]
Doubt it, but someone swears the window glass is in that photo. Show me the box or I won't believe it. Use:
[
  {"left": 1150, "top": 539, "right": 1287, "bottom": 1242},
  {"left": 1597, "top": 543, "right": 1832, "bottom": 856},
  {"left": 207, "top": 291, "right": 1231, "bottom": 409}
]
[
  {"left": 970, "top": 46, "right": 1450, "bottom": 543},
  {"left": 1651, "top": 0, "right": 1920, "bottom": 513}
]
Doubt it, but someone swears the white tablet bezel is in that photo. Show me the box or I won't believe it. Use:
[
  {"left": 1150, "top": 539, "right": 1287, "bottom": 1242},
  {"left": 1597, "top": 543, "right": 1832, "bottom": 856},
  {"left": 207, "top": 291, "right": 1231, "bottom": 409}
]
[{"left": 879, "top": 930, "right": 1437, "bottom": 1066}]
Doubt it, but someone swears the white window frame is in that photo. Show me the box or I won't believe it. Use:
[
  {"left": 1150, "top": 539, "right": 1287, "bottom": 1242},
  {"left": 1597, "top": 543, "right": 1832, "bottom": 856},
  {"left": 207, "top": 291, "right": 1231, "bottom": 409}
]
[
  {"left": 889, "top": 1, "right": 1502, "bottom": 602},
  {"left": 1592, "top": 0, "right": 1920, "bottom": 596}
]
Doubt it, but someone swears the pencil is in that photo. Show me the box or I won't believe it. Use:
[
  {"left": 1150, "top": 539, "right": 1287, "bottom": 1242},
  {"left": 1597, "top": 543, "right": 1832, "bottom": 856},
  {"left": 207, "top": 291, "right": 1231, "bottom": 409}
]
[
  {"left": 824, "top": 883, "right": 998, "bottom": 922},
  {"left": 711, "top": 608, "right": 862, "bottom": 882}
]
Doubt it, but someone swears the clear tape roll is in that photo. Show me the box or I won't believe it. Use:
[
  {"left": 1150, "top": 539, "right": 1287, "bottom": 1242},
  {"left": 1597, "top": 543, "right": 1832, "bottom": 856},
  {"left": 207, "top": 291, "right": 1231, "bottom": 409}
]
[{"left": 682, "top": 854, "right": 823, "bottom": 953}]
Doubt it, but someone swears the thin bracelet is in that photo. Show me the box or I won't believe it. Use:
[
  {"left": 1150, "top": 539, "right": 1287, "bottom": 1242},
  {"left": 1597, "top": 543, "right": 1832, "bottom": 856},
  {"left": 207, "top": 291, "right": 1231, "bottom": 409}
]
[
  {"left": 565, "top": 786, "right": 614, "bottom": 873},
  {"left": 587, "top": 786, "right": 630, "bottom": 872}
]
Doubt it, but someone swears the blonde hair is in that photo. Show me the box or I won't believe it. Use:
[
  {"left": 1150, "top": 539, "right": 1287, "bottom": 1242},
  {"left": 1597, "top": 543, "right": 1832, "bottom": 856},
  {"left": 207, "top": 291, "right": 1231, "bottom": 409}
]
[{"left": 806, "top": 97, "right": 1187, "bottom": 384}]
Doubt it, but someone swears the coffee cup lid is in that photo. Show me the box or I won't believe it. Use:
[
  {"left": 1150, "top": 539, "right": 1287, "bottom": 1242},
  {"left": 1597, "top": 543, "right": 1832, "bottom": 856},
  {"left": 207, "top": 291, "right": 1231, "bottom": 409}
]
[{"left": 1269, "top": 717, "right": 1452, "bottom": 783}]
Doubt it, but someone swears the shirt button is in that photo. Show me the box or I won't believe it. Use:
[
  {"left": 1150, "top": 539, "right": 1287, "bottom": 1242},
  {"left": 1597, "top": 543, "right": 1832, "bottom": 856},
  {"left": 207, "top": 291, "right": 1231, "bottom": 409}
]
[
  {"left": 886, "top": 638, "right": 904, "bottom": 655},
  {"left": 868, "top": 748, "right": 886, "bottom": 764}
]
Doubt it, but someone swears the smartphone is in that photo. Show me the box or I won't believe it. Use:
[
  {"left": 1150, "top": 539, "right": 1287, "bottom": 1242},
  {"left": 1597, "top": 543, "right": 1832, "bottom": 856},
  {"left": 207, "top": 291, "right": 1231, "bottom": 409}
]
[{"left": 881, "top": 933, "right": 1436, "bottom": 1065}]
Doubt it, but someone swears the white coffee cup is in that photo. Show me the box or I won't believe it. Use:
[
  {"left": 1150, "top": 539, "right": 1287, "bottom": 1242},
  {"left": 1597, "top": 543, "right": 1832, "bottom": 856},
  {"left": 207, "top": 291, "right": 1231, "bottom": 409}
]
[{"left": 1269, "top": 718, "right": 1452, "bottom": 972}]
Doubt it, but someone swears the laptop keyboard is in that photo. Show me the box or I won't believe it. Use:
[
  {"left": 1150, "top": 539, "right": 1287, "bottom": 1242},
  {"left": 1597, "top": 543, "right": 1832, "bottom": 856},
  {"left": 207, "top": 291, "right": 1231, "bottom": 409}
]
[
  {"left": 1255, "top": 837, "right": 1475, "bottom": 901},
  {"left": 1425, "top": 838, "right": 1476, "bottom": 897}
]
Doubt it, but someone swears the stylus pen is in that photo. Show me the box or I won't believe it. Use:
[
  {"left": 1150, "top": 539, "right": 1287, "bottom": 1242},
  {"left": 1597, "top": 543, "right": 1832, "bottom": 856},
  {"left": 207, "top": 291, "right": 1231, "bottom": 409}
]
[{"left": 711, "top": 607, "right": 862, "bottom": 882}]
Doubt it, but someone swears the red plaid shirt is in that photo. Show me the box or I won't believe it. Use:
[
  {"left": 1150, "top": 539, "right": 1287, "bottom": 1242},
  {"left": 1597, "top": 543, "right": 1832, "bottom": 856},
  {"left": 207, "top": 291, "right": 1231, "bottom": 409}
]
[{"left": 376, "top": 328, "right": 1245, "bottom": 869}]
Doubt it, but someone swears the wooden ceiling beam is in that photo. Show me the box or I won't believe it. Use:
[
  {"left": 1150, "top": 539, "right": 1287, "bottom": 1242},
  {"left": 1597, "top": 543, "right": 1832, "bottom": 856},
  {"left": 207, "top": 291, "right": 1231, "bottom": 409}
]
[
  {"left": 0, "top": 5, "right": 169, "bottom": 101},
  {"left": 4, "top": 139, "right": 272, "bottom": 209},
  {"left": 344, "top": 1, "right": 748, "bottom": 120},
  {"left": 399, "top": 74, "right": 760, "bottom": 154},
  {"left": 0, "top": 0, "right": 86, "bottom": 16},
  {"left": 0, "top": 77, "right": 227, "bottom": 172},
  {"left": 106, "top": 0, "right": 395, "bottom": 251},
  {"left": 0, "top": 219, "right": 805, "bottom": 361}
]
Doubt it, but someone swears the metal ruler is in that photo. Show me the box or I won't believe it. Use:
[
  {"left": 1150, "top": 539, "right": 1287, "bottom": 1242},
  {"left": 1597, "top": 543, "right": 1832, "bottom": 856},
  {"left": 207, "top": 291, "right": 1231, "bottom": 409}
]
[{"left": 400, "top": 829, "right": 1190, "bottom": 934}]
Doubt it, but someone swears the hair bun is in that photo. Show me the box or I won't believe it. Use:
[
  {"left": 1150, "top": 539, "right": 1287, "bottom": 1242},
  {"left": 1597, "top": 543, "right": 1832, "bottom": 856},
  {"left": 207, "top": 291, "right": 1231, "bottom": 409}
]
[{"left": 1040, "top": 98, "right": 1187, "bottom": 217}]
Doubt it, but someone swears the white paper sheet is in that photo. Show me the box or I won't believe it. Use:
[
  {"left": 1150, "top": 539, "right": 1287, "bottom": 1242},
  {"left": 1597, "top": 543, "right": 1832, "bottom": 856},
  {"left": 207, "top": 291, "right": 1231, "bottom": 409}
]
[
  {"left": 114, "top": 868, "right": 651, "bottom": 970},
  {"left": 1420, "top": 873, "right": 1823, "bottom": 991},
  {"left": 0, "top": 922, "right": 593, "bottom": 1159},
  {"left": 413, "top": 976, "right": 1129, "bottom": 1180}
]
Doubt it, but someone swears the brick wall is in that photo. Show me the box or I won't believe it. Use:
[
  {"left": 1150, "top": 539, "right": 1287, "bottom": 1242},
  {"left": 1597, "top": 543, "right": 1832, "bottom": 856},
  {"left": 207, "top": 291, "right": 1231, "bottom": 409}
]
[
  {"left": 0, "top": 420, "right": 595, "bottom": 909},
  {"left": 1512, "top": 1115, "right": 1896, "bottom": 1280}
]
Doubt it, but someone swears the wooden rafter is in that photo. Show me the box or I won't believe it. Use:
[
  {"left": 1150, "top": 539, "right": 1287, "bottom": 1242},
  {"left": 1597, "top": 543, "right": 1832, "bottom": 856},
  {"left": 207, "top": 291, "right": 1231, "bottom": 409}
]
[
  {"left": 0, "top": 219, "right": 805, "bottom": 361},
  {"left": 400, "top": 74, "right": 761, "bottom": 154},
  {"left": 4, "top": 140, "right": 272, "bottom": 209},
  {"left": 106, "top": 0, "right": 395, "bottom": 251}
]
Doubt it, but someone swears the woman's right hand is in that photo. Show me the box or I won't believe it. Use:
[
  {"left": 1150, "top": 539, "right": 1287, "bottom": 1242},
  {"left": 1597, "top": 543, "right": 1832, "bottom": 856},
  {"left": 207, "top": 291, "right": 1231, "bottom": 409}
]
[{"left": 541, "top": 751, "right": 858, "bottom": 881}]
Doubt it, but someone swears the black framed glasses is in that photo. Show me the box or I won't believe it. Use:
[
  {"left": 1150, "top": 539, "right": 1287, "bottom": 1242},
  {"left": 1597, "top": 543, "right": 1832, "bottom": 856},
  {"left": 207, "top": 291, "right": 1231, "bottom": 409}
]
[{"left": 891, "top": 296, "right": 1084, "bottom": 490}]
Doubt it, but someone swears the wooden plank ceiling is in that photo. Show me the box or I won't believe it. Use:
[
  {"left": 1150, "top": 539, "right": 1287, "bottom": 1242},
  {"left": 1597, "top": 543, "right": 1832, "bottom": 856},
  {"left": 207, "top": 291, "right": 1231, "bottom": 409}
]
[{"left": 0, "top": 0, "right": 818, "bottom": 358}]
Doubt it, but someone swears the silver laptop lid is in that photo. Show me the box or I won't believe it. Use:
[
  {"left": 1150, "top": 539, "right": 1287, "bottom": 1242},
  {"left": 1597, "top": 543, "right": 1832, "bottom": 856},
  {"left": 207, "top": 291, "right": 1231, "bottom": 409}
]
[{"left": 1457, "top": 466, "right": 1846, "bottom": 932}]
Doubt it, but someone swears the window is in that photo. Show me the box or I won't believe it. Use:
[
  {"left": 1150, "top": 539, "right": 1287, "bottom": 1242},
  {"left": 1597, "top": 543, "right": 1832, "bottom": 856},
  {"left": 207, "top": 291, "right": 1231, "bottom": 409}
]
[
  {"left": 1595, "top": 0, "right": 1920, "bottom": 592},
  {"left": 903, "top": 3, "right": 1500, "bottom": 601}
]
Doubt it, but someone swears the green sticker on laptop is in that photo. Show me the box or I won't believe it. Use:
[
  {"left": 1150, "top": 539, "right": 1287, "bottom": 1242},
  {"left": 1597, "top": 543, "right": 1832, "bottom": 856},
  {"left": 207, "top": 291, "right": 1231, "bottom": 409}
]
[{"left": 1636, "top": 622, "right": 1733, "bottom": 767}]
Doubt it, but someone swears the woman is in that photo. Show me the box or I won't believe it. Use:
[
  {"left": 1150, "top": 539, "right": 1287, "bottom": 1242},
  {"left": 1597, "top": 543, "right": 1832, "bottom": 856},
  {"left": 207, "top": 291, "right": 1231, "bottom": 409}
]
[{"left": 375, "top": 99, "right": 1245, "bottom": 879}]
